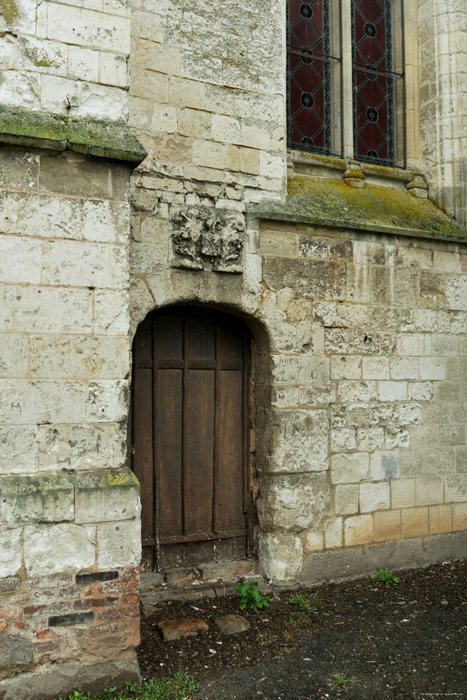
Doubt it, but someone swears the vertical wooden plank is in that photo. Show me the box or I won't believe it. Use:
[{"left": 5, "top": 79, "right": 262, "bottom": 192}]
[
  {"left": 184, "top": 369, "right": 215, "bottom": 535},
  {"left": 156, "top": 369, "right": 183, "bottom": 538},
  {"left": 187, "top": 317, "right": 216, "bottom": 361},
  {"left": 216, "top": 369, "right": 245, "bottom": 532}
]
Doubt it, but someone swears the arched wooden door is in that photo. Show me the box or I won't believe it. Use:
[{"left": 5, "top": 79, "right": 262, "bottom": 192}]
[{"left": 130, "top": 307, "right": 252, "bottom": 572}]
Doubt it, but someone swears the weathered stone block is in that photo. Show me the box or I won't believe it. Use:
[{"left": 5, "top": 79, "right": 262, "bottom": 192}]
[
  {"left": 452, "top": 503, "right": 467, "bottom": 531},
  {"left": 0, "top": 334, "right": 28, "bottom": 378},
  {"left": 374, "top": 510, "right": 401, "bottom": 542},
  {"left": 401, "top": 507, "right": 428, "bottom": 537},
  {"left": 0, "top": 528, "right": 22, "bottom": 577},
  {"left": 444, "top": 475, "right": 467, "bottom": 503},
  {"left": 391, "top": 479, "right": 416, "bottom": 509},
  {"left": 97, "top": 520, "right": 141, "bottom": 568},
  {"left": 41, "top": 240, "right": 127, "bottom": 289},
  {"left": 331, "top": 453, "right": 369, "bottom": 484},
  {"left": 0, "top": 192, "right": 128, "bottom": 244},
  {"left": 46, "top": 4, "right": 131, "bottom": 54},
  {"left": 269, "top": 409, "right": 329, "bottom": 473},
  {"left": 0, "top": 380, "right": 87, "bottom": 425},
  {"left": 415, "top": 476, "right": 443, "bottom": 506},
  {"left": 0, "top": 474, "right": 74, "bottom": 525},
  {"left": 0, "top": 149, "right": 38, "bottom": 190},
  {"left": 39, "top": 154, "right": 129, "bottom": 200},
  {"left": 362, "top": 357, "right": 390, "bottom": 379},
  {"left": 344, "top": 514, "right": 373, "bottom": 546},
  {"left": 330, "top": 356, "right": 362, "bottom": 380},
  {"left": 0, "top": 635, "right": 33, "bottom": 680},
  {"left": 37, "top": 423, "right": 125, "bottom": 472},
  {"left": 324, "top": 518, "right": 343, "bottom": 549},
  {"left": 258, "top": 473, "right": 330, "bottom": 532},
  {"left": 356, "top": 427, "right": 384, "bottom": 451},
  {"left": 359, "top": 482, "right": 390, "bottom": 512},
  {"left": 378, "top": 381, "right": 407, "bottom": 401},
  {"left": 334, "top": 484, "right": 359, "bottom": 515},
  {"left": 337, "top": 380, "right": 376, "bottom": 403},
  {"left": 30, "top": 335, "right": 129, "bottom": 380},
  {"left": 263, "top": 259, "right": 346, "bottom": 300},
  {"left": 429, "top": 504, "right": 452, "bottom": 534},
  {"left": 0, "top": 235, "right": 42, "bottom": 284},
  {"left": 0, "top": 286, "right": 93, "bottom": 334},
  {"left": 87, "top": 380, "right": 128, "bottom": 423},
  {"left": 446, "top": 275, "right": 467, "bottom": 311},
  {"left": 259, "top": 532, "right": 303, "bottom": 581},
  {"left": 76, "top": 469, "right": 140, "bottom": 524},
  {"left": 370, "top": 451, "right": 400, "bottom": 480},
  {"left": 305, "top": 530, "right": 324, "bottom": 552},
  {"left": 24, "top": 524, "right": 96, "bottom": 576}
]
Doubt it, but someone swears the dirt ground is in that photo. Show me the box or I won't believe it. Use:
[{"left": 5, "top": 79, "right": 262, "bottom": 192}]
[{"left": 138, "top": 560, "right": 466, "bottom": 700}]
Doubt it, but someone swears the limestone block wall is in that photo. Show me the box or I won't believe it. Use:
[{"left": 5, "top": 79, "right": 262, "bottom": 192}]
[
  {"left": 418, "top": 0, "right": 467, "bottom": 224},
  {"left": 0, "top": 0, "right": 130, "bottom": 120},
  {"left": 253, "top": 220, "right": 467, "bottom": 582},
  {"left": 129, "top": 0, "right": 287, "bottom": 217},
  {"left": 0, "top": 147, "right": 141, "bottom": 697}
]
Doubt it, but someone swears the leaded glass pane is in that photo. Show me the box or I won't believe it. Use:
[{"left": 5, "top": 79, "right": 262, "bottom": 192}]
[
  {"left": 352, "top": 0, "right": 397, "bottom": 165},
  {"left": 288, "top": 0, "right": 341, "bottom": 156}
]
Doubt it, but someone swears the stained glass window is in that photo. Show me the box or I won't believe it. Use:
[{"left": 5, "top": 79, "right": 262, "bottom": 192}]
[
  {"left": 287, "top": 0, "right": 406, "bottom": 167},
  {"left": 287, "top": 0, "right": 341, "bottom": 155},
  {"left": 352, "top": 0, "right": 399, "bottom": 165}
]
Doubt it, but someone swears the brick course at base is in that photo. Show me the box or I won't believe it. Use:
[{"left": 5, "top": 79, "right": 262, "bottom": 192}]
[{"left": 0, "top": 567, "right": 140, "bottom": 680}]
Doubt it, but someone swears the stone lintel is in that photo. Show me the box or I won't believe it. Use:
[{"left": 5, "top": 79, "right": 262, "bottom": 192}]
[{"left": 0, "top": 107, "right": 147, "bottom": 164}]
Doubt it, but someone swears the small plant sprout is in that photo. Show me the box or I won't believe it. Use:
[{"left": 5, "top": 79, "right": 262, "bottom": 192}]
[
  {"left": 333, "top": 673, "right": 350, "bottom": 687},
  {"left": 235, "top": 580, "right": 270, "bottom": 612},
  {"left": 288, "top": 592, "right": 319, "bottom": 613},
  {"left": 376, "top": 567, "right": 400, "bottom": 585}
]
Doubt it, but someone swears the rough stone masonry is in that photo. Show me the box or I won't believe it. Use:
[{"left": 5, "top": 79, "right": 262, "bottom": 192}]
[{"left": 0, "top": 0, "right": 466, "bottom": 698}]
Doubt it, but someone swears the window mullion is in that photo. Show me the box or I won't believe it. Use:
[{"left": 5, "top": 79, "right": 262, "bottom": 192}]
[{"left": 341, "top": 0, "right": 354, "bottom": 159}]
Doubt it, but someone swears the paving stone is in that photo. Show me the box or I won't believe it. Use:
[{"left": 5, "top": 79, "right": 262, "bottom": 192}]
[
  {"left": 214, "top": 614, "right": 250, "bottom": 636},
  {"left": 156, "top": 617, "right": 209, "bottom": 641}
]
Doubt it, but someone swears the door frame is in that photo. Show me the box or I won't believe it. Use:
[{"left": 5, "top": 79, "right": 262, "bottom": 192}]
[{"left": 129, "top": 305, "right": 254, "bottom": 572}]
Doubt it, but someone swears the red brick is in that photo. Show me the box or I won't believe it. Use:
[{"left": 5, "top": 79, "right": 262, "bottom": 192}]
[
  {"left": 157, "top": 618, "right": 209, "bottom": 642},
  {"left": 36, "top": 629, "right": 59, "bottom": 640}
]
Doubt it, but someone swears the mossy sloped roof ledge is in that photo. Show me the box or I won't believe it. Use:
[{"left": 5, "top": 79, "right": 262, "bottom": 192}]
[
  {"left": 250, "top": 175, "right": 467, "bottom": 242},
  {"left": 0, "top": 106, "right": 147, "bottom": 163}
]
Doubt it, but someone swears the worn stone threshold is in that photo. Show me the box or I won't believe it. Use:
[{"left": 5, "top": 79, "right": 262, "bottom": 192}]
[{"left": 140, "top": 559, "right": 260, "bottom": 612}]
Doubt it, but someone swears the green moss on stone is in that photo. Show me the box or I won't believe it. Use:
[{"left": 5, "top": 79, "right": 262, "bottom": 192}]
[
  {"left": 250, "top": 175, "right": 467, "bottom": 242},
  {"left": 0, "top": 106, "right": 147, "bottom": 163}
]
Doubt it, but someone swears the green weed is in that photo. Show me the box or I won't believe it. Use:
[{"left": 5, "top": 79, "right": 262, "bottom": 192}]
[
  {"left": 376, "top": 568, "right": 400, "bottom": 585},
  {"left": 235, "top": 580, "right": 270, "bottom": 612},
  {"left": 333, "top": 673, "right": 350, "bottom": 687},
  {"left": 57, "top": 673, "right": 201, "bottom": 700}
]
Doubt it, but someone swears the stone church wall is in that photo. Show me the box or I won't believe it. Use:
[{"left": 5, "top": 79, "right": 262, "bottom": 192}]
[{"left": 0, "top": 0, "right": 466, "bottom": 696}]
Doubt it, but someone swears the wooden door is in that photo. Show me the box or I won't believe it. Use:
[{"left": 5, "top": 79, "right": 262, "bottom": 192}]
[{"left": 131, "top": 307, "right": 251, "bottom": 571}]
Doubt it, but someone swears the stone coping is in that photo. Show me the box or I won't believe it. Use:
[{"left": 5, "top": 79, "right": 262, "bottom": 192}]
[
  {"left": 0, "top": 107, "right": 147, "bottom": 163},
  {"left": 250, "top": 175, "right": 467, "bottom": 242},
  {"left": 0, "top": 467, "right": 140, "bottom": 495}
]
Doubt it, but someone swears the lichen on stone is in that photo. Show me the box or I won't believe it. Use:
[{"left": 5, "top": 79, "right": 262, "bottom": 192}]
[
  {"left": 0, "top": 0, "right": 20, "bottom": 25},
  {"left": 250, "top": 175, "right": 467, "bottom": 242}
]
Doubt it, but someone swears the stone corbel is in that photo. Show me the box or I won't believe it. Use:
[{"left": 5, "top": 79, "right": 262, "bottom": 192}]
[{"left": 406, "top": 171, "right": 429, "bottom": 199}]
